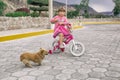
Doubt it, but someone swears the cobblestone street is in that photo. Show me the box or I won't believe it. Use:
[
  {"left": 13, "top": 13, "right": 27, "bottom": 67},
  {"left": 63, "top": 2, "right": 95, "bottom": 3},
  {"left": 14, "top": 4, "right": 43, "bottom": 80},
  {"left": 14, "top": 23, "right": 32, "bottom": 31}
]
[{"left": 0, "top": 24, "right": 120, "bottom": 80}]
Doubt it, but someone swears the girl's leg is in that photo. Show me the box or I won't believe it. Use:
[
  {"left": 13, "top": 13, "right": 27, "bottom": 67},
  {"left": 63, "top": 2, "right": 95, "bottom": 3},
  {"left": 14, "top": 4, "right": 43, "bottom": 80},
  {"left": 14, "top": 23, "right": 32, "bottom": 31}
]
[{"left": 59, "top": 33, "right": 64, "bottom": 48}]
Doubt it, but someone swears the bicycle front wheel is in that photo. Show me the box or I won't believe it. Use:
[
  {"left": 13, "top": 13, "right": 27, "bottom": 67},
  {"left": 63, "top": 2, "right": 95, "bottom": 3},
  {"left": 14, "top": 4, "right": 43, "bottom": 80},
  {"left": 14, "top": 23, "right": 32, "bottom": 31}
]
[{"left": 70, "top": 42, "right": 85, "bottom": 57}]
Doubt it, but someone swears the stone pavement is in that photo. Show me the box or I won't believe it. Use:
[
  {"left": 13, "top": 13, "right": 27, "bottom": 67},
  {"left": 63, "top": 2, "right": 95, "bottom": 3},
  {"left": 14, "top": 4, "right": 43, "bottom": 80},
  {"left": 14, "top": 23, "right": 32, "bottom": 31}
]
[{"left": 0, "top": 24, "right": 120, "bottom": 80}]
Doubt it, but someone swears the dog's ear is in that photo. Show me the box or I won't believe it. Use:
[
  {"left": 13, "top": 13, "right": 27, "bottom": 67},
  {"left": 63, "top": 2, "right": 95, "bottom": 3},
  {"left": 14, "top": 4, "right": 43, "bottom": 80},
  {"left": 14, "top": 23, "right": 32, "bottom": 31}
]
[
  {"left": 40, "top": 48, "right": 42, "bottom": 50},
  {"left": 40, "top": 50, "right": 44, "bottom": 55}
]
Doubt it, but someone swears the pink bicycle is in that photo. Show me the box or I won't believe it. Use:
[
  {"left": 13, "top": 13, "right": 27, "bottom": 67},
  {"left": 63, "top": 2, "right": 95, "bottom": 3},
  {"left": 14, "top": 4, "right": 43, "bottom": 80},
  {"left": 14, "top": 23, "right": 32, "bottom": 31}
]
[{"left": 49, "top": 24, "right": 85, "bottom": 57}]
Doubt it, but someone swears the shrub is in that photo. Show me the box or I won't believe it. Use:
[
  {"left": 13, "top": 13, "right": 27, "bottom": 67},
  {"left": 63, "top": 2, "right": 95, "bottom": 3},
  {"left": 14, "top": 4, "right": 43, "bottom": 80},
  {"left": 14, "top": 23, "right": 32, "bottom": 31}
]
[
  {"left": 30, "top": 12, "right": 39, "bottom": 17},
  {"left": 30, "top": 6, "right": 48, "bottom": 12},
  {"left": 0, "top": 9, "right": 3, "bottom": 16},
  {"left": 27, "top": 0, "right": 48, "bottom": 16},
  {"left": 0, "top": 0, "right": 6, "bottom": 16},
  {"left": 6, "top": 12, "right": 29, "bottom": 17}
]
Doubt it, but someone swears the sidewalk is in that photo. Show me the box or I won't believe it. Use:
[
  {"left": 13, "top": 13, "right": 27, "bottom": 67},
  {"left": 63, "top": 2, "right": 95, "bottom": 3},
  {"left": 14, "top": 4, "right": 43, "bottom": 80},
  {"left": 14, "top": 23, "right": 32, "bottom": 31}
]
[
  {"left": 0, "top": 28, "right": 46, "bottom": 36},
  {"left": 1, "top": 21, "right": 120, "bottom": 42}
]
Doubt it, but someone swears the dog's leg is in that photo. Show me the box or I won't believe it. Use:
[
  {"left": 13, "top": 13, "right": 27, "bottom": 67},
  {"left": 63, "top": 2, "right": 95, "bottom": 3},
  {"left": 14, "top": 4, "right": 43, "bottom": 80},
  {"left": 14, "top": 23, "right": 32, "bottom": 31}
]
[
  {"left": 38, "top": 62, "right": 41, "bottom": 66},
  {"left": 38, "top": 60, "right": 42, "bottom": 66},
  {"left": 22, "top": 59, "right": 32, "bottom": 68},
  {"left": 34, "top": 59, "right": 42, "bottom": 66}
]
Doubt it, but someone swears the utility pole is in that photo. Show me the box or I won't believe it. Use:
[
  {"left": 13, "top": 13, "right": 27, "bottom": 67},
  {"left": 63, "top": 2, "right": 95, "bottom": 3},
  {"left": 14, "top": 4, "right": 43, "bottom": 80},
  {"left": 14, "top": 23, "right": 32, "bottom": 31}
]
[
  {"left": 66, "top": 0, "right": 67, "bottom": 17},
  {"left": 49, "top": 0, "right": 53, "bottom": 29}
]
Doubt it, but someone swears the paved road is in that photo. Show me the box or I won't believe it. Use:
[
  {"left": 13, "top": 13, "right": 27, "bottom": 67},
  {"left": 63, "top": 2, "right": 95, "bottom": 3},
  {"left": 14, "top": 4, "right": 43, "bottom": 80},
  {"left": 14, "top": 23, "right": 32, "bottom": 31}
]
[{"left": 0, "top": 24, "right": 120, "bottom": 80}]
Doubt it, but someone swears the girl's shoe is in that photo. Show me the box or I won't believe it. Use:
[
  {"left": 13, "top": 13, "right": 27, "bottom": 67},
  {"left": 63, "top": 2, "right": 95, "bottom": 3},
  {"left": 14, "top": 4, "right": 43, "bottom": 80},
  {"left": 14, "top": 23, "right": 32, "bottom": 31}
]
[
  {"left": 60, "top": 44, "right": 65, "bottom": 52},
  {"left": 48, "top": 50, "right": 53, "bottom": 54},
  {"left": 60, "top": 48, "right": 65, "bottom": 52}
]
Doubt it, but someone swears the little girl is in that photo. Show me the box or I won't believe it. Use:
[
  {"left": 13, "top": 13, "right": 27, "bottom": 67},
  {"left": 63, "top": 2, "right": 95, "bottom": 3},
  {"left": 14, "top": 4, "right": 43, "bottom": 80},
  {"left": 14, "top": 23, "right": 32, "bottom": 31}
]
[{"left": 50, "top": 8, "right": 71, "bottom": 48}]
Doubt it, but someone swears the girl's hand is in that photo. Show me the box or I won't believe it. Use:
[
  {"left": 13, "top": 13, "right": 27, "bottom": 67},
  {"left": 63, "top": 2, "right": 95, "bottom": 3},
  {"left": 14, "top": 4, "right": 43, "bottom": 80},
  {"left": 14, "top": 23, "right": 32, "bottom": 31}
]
[
  {"left": 68, "top": 28, "right": 73, "bottom": 33},
  {"left": 54, "top": 18, "right": 59, "bottom": 22},
  {"left": 58, "top": 22, "right": 64, "bottom": 25},
  {"left": 51, "top": 18, "right": 59, "bottom": 24}
]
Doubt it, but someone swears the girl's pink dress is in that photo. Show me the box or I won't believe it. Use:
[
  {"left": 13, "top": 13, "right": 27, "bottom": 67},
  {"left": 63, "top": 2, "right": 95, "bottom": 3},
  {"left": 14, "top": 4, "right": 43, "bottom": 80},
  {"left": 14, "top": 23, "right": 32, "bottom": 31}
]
[{"left": 50, "top": 15, "right": 70, "bottom": 38}]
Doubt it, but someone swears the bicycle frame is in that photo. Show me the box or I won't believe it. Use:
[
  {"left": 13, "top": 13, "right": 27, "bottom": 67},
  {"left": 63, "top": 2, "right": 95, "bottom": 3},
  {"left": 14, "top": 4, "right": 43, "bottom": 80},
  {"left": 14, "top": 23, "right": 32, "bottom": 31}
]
[
  {"left": 64, "top": 34, "right": 73, "bottom": 44},
  {"left": 55, "top": 33, "right": 74, "bottom": 51},
  {"left": 71, "top": 40, "right": 78, "bottom": 50}
]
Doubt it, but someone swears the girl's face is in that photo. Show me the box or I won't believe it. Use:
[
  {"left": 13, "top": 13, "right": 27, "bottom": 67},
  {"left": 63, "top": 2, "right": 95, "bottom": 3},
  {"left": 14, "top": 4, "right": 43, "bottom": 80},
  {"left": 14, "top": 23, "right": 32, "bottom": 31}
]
[{"left": 58, "top": 11, "right": 65, "bottom": 17}]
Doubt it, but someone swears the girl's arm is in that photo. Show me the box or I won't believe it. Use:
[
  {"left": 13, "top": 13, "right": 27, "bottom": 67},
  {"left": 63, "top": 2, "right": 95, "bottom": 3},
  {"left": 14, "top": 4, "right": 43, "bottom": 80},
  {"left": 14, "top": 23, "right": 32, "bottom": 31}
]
[
  {"left": 50, "top": 16, "right": 58, "bottom": 24},
  {"left": 64, "top": 17, "right": 72, "bottom": 29}
]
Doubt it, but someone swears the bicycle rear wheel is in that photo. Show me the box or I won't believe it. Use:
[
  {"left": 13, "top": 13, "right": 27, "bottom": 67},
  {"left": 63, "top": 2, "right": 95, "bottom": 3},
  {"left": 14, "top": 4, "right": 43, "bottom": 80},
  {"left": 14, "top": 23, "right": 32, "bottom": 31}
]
[{"left": 52, "top": 40, "right": 61, "bottom": 53}]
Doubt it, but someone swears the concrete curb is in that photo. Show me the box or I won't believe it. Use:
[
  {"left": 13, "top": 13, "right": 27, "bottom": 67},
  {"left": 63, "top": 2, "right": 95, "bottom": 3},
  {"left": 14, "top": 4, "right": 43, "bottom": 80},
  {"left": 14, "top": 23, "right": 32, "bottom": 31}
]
[
  {"left": 0, "top": 26, "right": 83, "bottom": 42},
  {"left": 83, "top": 21, "right": 120, "bottom": 25}
]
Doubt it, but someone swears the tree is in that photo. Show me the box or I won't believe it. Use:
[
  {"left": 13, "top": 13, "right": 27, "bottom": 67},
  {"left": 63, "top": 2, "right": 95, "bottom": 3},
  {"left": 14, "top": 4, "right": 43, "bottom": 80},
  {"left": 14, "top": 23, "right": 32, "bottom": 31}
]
[
  {"left": 27, "top": 0, "right": 48, "bottom": 16},
  {"left": 67, "top": 0, "right": 90, "bottom": 19},
  {"left": 113, "top": 0, "right": 120, "bottom": 16},
  {"left": 67, "top": 10, "right": 79, "bottom": 18},
  {"left": 79, "top": 0, "right": 90, "bottom": 18},
  {"left": 0, "top": 0, "right": 6, "bottom": 16},
  {"left": 67, "top": 5, "right": 80, "bottom": 18}
]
